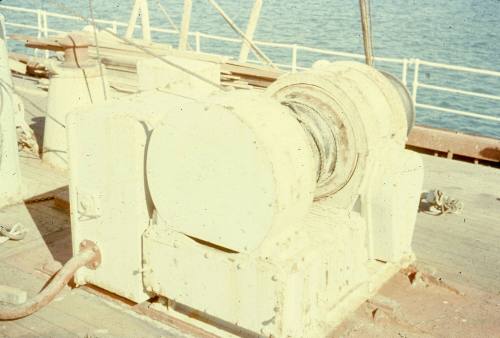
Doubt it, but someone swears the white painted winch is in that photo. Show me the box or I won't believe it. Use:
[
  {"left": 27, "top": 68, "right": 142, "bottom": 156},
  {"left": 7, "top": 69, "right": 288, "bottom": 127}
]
[{"left": 67, "top": 59, "right": 423, "bottom": 337}]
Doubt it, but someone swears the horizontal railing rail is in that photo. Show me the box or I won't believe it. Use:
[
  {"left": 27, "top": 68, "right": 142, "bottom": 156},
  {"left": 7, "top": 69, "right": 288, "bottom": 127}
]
[{"left": 1, "top": 4, "right": 499, "bottom": 133}]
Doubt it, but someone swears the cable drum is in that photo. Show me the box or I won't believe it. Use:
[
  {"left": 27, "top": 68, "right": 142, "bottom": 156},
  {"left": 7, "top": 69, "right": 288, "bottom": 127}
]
[
  {"left": 266, "top": 76, "right": 364, "bottom": 203},
  {"left": 281, "top": 100, "right": 337, "bottom": 189},
  {"left": 380, "top": 71, "right": 416, "bottom": 135},
  {"left": 313, "top": 62, "right": 412, "bottom": 146},
  {"left": 267, "top": 61, "right": 414, "bottom": 205}
]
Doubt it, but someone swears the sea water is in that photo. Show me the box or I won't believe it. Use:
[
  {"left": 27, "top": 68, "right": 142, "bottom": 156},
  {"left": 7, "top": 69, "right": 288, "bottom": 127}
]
[{"left": 4, "top": 0, "right": 500, "bottom": 138}]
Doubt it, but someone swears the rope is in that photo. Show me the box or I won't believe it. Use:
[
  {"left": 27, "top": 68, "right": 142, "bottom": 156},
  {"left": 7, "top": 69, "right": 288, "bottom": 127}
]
[
  {"left": 0, "top": 223, "right": 28, "bottom": 241},
  {"left": 0, "top": 80, "right": 38, "bottom": 160},
  {"left": 156, "top": 1, "right": 178, "bottom": 31},
  {"left": 88, "top": 0, "right": 108, "bottom": 100},
  {"left": 420, "top": 190, "right": 464, "bottom": 215},
  {"left": 156, "top": 0, "right": 194, "bottom": 51},
  {"left": 206, "top": 0, "right": 276, "bottom": 68},
  {"left": 0, "top": 195, "right": 53, "bottom": 244},
  {"left": 24, "top": 195, "right": 55, "bottom": 204},
  {"left": 0, "top": 78, "right": 39, "bottom": 155}
]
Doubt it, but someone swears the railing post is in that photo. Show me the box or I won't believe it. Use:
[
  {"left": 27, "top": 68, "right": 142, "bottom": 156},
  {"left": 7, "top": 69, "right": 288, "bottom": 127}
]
[
  {"left": 140, "top": 0, "right": 151, "bottom": 42},
  {"left": 401, "top": 58, "right": 408, "bottom": 87},
  {"left": 411, "top": 59, "right": 420, "bottom": 105},
  {"left": 112, "top": 21, "right": 118, "bottom": 34},
  {"left": 195, "top": 31, "right": 201, "bottom": 52},
  {"left": 35, "top": 9, "right": 42, "bottom": 57},
  {"left": 178, "top": 0, "right": 192, "bottom": 50},
  {"left": 291, "top": 44, "right": 297, "bottom": 73},
  {"left": 36, "top": 10, "right": 41, "bottom": 38},
  {"left": 42, "top": 10, "right": 49, "bottom": 58}
]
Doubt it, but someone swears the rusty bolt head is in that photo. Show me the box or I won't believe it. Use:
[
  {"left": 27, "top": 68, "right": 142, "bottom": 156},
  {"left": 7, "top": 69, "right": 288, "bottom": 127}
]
[{"left": 79, "top": 240, "right": 102, "bottom": 270}]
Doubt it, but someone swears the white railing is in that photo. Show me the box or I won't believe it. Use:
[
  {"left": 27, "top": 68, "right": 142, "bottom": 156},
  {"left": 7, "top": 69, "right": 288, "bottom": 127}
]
[
  {"left": 410, "top": 59, "right": 500, "bottom": 123},
  {"left": 1, "top": 4, "right": 499, "bottom": 127}
]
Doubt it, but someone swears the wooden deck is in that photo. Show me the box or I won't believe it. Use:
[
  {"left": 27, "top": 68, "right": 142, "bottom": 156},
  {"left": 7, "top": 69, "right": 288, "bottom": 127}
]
[{"left": 1, "top": 77, "right": 499, "bottom": 337}]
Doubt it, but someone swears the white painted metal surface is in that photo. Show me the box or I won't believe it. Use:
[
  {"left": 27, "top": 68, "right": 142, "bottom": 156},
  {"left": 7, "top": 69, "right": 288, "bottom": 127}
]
[
  {"left": 136, "top": 55, "right": 220, "bottom": 96},
  {"left": 39, "top": 33, "right": 108, "bottom": 170},
  {"left": 147, "top": 92, "right": 316, "bottom": 253},
  {"left": 0, "top": 14, "right": 22, "bottom": 208},
  {"left": 43, "top": 58, "right": 108, "bottom": 170},
  {"left": 66, "top": 59, "right": 423, "bottom": 336},
  {"left": 67, "top": 91, "right": 190, "bottom": 303}
]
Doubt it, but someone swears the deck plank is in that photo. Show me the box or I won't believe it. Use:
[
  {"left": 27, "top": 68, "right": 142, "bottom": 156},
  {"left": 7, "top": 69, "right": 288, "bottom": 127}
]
[
  {"left": 413, "top": 154, "right": 500, "bottom": 293},
  {"left": 0, "top": 258, "right": 192, "bottom": 338}
]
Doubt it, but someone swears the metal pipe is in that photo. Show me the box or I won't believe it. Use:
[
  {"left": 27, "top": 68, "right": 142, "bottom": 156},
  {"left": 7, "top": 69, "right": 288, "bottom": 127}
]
[
  {"left": 0, "top": 240, "right": 101, "bottom": 320},
  {"left": 359, "top": 0, "right": 373, "bottom": 66}
]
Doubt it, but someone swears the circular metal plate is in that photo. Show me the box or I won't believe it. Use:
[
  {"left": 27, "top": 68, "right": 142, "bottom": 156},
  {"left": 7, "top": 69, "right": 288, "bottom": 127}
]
[{"left": 146, "top": 97, "right": 315, "bottom": 253}]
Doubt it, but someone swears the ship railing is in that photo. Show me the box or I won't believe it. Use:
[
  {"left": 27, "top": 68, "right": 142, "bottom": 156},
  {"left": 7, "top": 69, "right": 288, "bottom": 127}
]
[
  {"left": 1, "top": 3, "right": 499, "bottom": 127},
  {"left": 410, "top": 59, "right": 500, "bottom": 123}
]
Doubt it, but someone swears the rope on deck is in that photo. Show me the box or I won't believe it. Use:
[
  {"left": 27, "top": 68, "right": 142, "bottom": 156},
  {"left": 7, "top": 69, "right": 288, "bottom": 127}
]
[{"left": 420, "top": 189, "right": 464, "bottom": 215}]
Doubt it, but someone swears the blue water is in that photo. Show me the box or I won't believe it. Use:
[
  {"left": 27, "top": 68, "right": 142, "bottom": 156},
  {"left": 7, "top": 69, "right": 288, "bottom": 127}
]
[{"left": 3, "top": 0, "right": 500, "bottom": 138}]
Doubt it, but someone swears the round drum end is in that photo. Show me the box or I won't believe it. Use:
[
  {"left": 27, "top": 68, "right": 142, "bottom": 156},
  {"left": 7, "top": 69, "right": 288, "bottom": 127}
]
[{"left": 147, "top": 97, "right": 315, "bottom": 253}]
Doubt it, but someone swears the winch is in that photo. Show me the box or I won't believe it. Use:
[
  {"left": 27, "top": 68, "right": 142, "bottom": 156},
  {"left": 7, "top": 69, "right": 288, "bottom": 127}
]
[{"left": 66, "top": 58, "right": 423, "bottom": 337}]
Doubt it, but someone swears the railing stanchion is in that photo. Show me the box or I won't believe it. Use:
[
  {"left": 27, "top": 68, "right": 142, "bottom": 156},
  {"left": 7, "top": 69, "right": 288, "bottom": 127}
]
[
  {"left": 402, "top": 58, "right": 408, "bottom": 87},
  {"left": 292, "top": 45, "right": 297, "bottom": 73},
  {"left": 195, "top": 31, "right": 201, "bottom": 52},
  {"left": 411, "top": 59, "right": 420, "bottom": 106},
  {"left": 42, "top": 10, "right": 49, "bottom": 58},
  {"left": 35, "top": 9, "right": 42, "bottom": 57}
]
